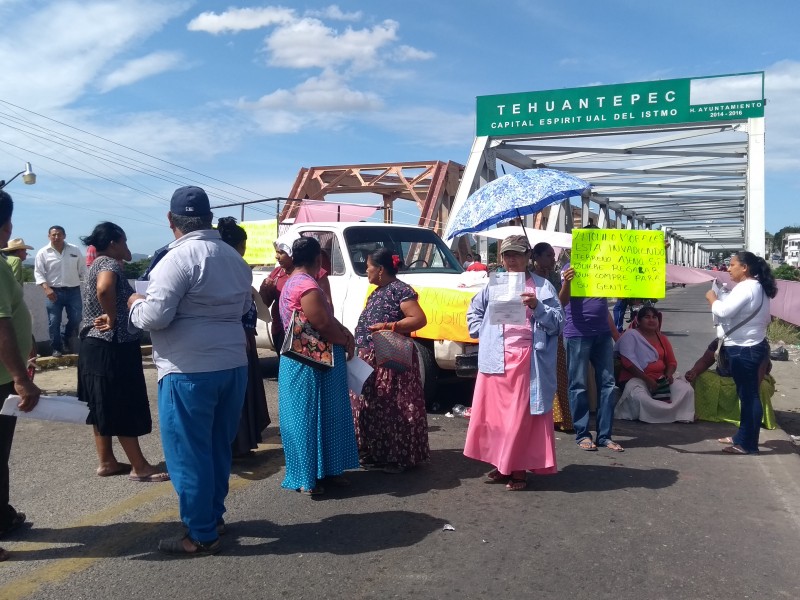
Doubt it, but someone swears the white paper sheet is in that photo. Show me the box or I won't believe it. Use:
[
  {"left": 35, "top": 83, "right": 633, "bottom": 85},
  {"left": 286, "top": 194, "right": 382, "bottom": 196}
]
[
  {"left": 1, "top": 395, "right": 88, "bottom": 424},
  {"left": 488, "top": 271, "right": 527, "bottom": 325},
  {"left": 134, "top": 280, "right": 149, "bottom": 295},
  {"left": 346, "top": 356, "right": 374, "bottom": 396}
]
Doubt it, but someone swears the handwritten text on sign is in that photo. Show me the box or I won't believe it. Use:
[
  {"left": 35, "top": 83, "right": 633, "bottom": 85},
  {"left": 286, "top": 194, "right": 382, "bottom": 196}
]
[
  {"left": 366, "top": 284, "right": 477, "bottom": 344},
  {"left": 240, "top": 219, "right": 278, "bottom": 266},
  {"left": 570, "top": 229, "right": 665, "bottom": 298}
]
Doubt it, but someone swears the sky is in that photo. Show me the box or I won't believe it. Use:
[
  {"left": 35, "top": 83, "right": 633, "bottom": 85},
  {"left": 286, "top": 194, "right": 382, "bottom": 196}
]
[{"left": 0, "top": 0, "right": 798, "bottom": 255}]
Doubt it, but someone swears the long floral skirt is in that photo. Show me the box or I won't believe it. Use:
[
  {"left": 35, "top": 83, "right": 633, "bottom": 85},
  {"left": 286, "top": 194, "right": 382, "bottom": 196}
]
[{"left": 349, "top": 347, "right": 429, "bottom": 469}]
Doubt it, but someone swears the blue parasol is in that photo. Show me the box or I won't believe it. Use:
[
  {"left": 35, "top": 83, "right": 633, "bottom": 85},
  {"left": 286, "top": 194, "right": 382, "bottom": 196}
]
[{"left": 444, "top": 168, "right": 590, "bottom": 240}]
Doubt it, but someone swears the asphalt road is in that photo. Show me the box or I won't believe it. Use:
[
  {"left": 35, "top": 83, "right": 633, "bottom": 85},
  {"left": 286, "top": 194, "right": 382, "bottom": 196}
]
[{"left": 2, "top": 284, "right": 800, "bottom": 600}]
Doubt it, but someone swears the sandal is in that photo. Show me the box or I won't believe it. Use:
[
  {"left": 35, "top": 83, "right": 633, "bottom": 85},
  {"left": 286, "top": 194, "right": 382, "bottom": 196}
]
[
  {"left": 577, "top": 438, "right": 597, "bottom": 451},
  {"left": 505, "top": 475, "right": 528, "bottom": 491},
  {"left": 601, "top": 441, "right": 625, "bottom": 453},
  {"left": 722, "top": 445, "right": 752, "bottom": 455},
  {"left": 484, "top": 469, "right": 511, "bottom": 484},
  {"left": 158, "top": 535, "right": 221, "bottom": 557},
  {"left": 297, "top": 486, "right": 324, "bottom": 496}
]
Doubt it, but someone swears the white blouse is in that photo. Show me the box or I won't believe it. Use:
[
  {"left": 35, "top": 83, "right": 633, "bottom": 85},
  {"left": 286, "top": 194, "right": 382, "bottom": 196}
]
[{"left": 711, "top": 278, "right": 770, "bottom": 346}]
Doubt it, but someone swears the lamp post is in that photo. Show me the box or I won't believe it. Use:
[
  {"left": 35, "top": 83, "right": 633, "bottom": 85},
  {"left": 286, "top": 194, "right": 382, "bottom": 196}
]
[{"left": 0, "top": 162, "right": 36, "bottom": 189}]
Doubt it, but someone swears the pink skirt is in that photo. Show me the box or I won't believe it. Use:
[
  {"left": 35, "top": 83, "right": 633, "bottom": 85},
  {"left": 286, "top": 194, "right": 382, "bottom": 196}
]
[{"left": 464, "top": 334, "right": 557, "bottom": 475}]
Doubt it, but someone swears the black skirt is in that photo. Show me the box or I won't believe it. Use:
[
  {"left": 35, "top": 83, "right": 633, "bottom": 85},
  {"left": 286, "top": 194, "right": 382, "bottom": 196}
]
[
  {"left": 231, "top": 329, "right": 271, "bottom": 454},
  {"left": 77, "top": 337, "right": 152, "bottom": 437}
]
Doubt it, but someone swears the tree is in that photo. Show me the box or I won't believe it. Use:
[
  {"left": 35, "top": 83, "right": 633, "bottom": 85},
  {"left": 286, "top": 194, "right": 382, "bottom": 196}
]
[
  {"left": 773, "top": 263, "right": 800, "bottom": 281},
  {"left": 123, "top": 258, "right": 151, "bottom": 280}
]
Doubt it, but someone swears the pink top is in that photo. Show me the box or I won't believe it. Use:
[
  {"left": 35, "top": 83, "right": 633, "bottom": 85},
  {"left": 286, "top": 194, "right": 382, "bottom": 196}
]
[{"left": 278, "top": 272, "right": 331, "bottom": 330}]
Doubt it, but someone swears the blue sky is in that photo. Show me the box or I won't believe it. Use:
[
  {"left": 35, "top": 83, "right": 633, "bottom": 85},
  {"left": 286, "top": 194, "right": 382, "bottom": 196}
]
[{"left": 0, "top": 0, "right": 798, "bottom": 254}]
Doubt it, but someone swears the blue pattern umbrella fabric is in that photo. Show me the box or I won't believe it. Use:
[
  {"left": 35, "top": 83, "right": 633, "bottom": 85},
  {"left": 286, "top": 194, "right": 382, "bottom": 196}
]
[{"left": 444, "top": 168, "right": 590, "bottom": 240}]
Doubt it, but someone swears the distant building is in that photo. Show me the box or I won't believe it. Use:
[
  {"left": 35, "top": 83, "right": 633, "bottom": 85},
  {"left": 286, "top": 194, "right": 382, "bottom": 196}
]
[{"left": 784, "top": 233, "right": 800, "bottom": 266}]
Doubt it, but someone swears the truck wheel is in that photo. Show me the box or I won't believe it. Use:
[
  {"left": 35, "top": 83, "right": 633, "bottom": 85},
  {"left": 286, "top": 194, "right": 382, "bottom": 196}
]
[{"left": 414, "top": 341, "right": 438, "bottom": 410}]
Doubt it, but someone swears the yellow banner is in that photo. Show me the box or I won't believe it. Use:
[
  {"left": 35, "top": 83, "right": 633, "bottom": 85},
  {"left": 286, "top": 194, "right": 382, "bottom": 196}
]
[
  {"left": 366, "top": 284, "right": 477, "bottom": 343},
  {"left": 240, "top": 220, "right": 278, "bottom": 266},
  {"left": 570, "top": 229, "right": 666, "bottom": 298}
]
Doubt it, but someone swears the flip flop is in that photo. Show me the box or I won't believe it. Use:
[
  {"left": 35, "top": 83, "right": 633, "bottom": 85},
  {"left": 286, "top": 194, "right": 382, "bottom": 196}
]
[
  {"left": 602, "top": 441, "right": 625, "bottom": 452},
  {"left": 722, "top": 445, "right": 752, "bottom": 455},
  {"left": 158, "top": 535, "right": 221, "bottom": 557},
  {"left": 297, "top": 486, "right": 324, "bottom": 496},
  {"left": 97, "top": 463, "right": 132, "bottom": 477},
  {"left": 577, "top": 438, "right": 598, "bottom": 451},
  {"left": 128, "top": 472, "right": 170, "bottom": 482}
]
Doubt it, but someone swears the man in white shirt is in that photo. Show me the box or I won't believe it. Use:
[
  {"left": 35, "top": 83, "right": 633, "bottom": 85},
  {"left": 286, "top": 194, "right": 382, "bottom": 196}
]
[
  {"left": 128, "top": 186, "right": 252, "bottom": 557},
  {"left": 33, "top": 226, "right": 86, "bottom": 356}
]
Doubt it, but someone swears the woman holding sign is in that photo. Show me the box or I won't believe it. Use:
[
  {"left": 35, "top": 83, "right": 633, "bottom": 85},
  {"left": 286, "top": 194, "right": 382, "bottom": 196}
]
[{"left": 464, "top": 235, "right": 565, "bottom": 491}]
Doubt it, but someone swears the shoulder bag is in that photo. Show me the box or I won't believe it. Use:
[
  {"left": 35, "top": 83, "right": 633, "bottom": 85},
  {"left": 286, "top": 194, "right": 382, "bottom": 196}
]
[
  {"left": 714, "top": 291, "right": 764, "bottom": 372},
  {"left": 281, "top": 309, "right": 334, "bottom": 370}
]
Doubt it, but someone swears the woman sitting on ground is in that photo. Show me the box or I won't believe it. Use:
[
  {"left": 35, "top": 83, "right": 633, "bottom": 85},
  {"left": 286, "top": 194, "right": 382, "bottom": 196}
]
[
  {"left": 615, "top": 306, "right": 695, "bottom": 423},
  {"left": 684, "top": 339, "right": 776, "bottom": 429}
]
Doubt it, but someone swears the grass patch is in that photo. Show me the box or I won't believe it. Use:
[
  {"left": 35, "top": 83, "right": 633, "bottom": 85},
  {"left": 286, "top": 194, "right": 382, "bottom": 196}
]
[{"left": 768, "top": 318, "right": 800, "bottom": 346}]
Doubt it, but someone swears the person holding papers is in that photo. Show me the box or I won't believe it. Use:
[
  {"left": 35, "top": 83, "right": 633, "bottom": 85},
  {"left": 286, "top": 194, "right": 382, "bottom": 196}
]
[
  {"left": 463, "top": 235, "right": 564, "bottom": 491},
  {"left": 705, "top": 252, "right": 776, "bottom": 455},
  {"left": 78, "top": 222, "right": 168, "bottom": 482}
]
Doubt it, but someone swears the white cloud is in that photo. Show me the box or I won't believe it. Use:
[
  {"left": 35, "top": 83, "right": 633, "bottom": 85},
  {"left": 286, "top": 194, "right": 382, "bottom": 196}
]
[
  {"left": 393, "top": 45, "right": 435, "bottom": 62},
  {"left": 242, "top": 70, "right": 382, "bottom": 113},
  {"left": 305, "top": 5, "right": 362, "bottom": 21},
  {"left": 0, "top": 1, "right": 185, "bottom": 111},
  {"left": 265, "top": 18, "right": 399, "bottom": 70},
  {"left": 187, "top": 6, "right": 295, "bottom": 34},
  {"left": 98, "top": 51, "right": 184, "bottom": 92}
]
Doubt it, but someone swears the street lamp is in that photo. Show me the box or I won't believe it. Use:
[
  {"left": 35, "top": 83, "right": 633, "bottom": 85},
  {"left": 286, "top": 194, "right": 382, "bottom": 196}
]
[{"left": 0, "top": 162, "right": 36, "bottom": 189}]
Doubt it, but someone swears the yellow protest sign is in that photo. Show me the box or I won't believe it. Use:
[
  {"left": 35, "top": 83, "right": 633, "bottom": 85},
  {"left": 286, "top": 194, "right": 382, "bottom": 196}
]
[
  {"left": 570, "top": 229, "right": 666, "bottom": 298},
  {"left": 366, "top": 284, "right": 477, "bottom": 343},
  {"left": 240, "top": 220, "right": 278, "bottom": 266}
]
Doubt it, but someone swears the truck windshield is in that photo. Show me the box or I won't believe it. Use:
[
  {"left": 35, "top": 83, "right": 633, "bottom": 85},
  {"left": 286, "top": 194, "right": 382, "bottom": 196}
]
[{"left": 344, "top": 227, "right": 463, "bottom": 276}]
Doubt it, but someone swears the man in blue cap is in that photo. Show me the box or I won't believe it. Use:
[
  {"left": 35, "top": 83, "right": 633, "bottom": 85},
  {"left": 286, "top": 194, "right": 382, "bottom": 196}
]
[{"left": 129, "top": 186, "right": 252, "bottom": 556}]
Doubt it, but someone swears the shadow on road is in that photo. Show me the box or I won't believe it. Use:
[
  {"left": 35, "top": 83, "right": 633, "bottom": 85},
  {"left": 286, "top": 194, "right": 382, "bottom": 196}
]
[{"left": 5, "top": 511, "right": 446, "bottom": 561}]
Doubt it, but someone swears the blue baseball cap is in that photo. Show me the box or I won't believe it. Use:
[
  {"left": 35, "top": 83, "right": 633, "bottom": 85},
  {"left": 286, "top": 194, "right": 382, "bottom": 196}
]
[{"left": 170, "top": 186, "right": 211, "bottom": 217}]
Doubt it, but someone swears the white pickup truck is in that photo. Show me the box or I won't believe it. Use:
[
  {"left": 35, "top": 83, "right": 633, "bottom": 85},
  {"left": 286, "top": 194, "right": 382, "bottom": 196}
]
[{"left": 251, "top": 222, "right": 480, "bottom": 402}]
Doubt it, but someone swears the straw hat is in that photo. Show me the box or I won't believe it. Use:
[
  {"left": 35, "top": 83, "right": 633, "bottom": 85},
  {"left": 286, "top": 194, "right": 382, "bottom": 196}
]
[{"left": 1, "top": 238, "right": 34, "bottom": 252}]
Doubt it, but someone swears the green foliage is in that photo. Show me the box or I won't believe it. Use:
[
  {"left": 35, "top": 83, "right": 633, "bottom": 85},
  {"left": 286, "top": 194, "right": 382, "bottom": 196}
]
[
  {"left": 21, "top": 265, "right": 35, "bottom": 283},
  {"left": 767, "top": 318, "right": 800, "bottom": 346},
  {"left": 772, "top": 226, "right": 800, "bottom": 253},
  {"left": 773, "top": 263, "right": 800, "bottom": 281},
  {"left": 123, "top": 258, "right": 151, "bottom": 279}
]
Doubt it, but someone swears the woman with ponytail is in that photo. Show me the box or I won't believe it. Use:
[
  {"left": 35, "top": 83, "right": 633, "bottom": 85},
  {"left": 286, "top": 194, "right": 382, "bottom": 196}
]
[
  {"left": 350, "top": 247, "right": 429, "bottom": 474},
  {"left": 705, "top": 251, "right": 777, "bottom": 454}
]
